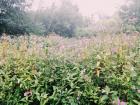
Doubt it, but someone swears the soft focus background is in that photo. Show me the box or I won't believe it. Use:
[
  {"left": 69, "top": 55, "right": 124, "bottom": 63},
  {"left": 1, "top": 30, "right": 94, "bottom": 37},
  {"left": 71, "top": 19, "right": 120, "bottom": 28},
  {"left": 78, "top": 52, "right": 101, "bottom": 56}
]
[{"left": 0, "top": 0, "right": 139, "bottom": 36}]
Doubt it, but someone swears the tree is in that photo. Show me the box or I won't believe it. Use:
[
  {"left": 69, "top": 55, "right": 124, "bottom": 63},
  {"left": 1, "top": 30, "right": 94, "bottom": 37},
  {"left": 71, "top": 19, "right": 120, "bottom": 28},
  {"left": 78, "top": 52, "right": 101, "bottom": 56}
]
[
  {"left": 39, "top": 0, "right": 83, "bottom": 37},
  {"left": 0, "top": 0, "right": 33, "bottom": 35},
  {"left": 119, "top": 0, "right": 140, "bottom": 32}
]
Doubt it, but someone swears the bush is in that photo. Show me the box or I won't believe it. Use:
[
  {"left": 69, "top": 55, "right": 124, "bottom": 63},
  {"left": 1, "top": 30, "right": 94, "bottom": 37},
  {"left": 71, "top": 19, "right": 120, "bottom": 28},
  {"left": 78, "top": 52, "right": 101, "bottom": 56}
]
[{"left": 75, "top": 28, "right": 96, "bottom": 37}]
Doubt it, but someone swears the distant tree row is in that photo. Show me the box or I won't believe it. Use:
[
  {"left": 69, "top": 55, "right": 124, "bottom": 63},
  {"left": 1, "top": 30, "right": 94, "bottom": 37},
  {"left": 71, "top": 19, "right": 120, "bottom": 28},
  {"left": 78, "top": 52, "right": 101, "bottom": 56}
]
[
  {"left": 0, "top": 0, "right": 139, "bottom": 37},
  {"left": 33, "top": 0, "right": 84, "bottom": 37},
  {"left": 120, "top": 0, "right": 140, "bottom": 33},
  {"left": 0, "top": 0, "right": 84, "bottom": 37}
]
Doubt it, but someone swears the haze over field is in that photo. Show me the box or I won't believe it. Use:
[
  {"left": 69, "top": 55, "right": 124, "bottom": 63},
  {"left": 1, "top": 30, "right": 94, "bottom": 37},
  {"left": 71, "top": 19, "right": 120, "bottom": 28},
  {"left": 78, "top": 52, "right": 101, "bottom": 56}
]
[{"left": 32, "top": 0, "right": 126, "bottom": 16}]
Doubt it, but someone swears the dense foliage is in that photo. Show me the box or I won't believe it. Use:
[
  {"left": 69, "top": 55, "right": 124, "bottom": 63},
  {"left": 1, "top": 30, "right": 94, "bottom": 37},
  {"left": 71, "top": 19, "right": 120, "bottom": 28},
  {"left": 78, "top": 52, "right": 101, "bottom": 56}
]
[
  {"left": 0, "top": 35, "right": 140, "bottom": 105},
  {"left": 0, "top": 0, "right": 84, "bottom": 37},
  {"left": 120, "top": 0, "right": 140, "bottom": 33},
  {"left": 0, "top": 0, "right": 34, "bottom": 35}
]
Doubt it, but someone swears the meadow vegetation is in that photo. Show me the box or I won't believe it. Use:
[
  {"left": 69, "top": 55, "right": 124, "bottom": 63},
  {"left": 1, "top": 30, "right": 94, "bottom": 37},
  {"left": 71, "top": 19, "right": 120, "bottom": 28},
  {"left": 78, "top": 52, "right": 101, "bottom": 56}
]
[
  {"left": 0, "top": 0, "right": 140, "bottom": 104},
  {"left": 0, "top": 34, "right": 140, "bottom": 105}
]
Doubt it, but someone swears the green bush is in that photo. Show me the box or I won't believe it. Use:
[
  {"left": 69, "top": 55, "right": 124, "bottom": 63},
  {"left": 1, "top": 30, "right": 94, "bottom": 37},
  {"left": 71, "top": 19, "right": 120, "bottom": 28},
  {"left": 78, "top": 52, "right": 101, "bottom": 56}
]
[{"left": 75, "top": 28, "right": 96, "bottom": 37}]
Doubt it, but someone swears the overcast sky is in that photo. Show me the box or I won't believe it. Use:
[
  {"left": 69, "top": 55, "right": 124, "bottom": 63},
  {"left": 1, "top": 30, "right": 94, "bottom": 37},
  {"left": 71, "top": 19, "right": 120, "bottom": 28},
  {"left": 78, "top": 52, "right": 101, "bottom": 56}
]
[{"left": 32, "top": 0, "right": 126, "bottom": 16}]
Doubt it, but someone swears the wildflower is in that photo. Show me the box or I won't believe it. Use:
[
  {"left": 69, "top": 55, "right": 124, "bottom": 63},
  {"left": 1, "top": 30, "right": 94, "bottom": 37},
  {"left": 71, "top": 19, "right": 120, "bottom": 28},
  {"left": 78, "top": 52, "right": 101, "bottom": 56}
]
[
  {"left": 59, "top": 45, "right": 65, "bottom": 49},
  {"left": 117, "top": 98, "right": 121, "bottom": 105},
  {"left": 117, "top": 98, "right": 127, "bottom": 105},
  {"left": 24, "top": 90, "right": 32, "bottom": 97},
  {"left": 121, "top": 101, "right": 126, "bottom": 105},
  {"left": 111, "top": 47, "right": 117, "bottom": 54},
  {"left": 137, "top": 89, "right": 140, "bottom": 93},
  {"left": 77, "top": 96, "right": 80, "bottom": 101},
  {"left": 83, "top": 75, "right": 91, "bottom": 82},
  {"left": 80, "top": 69, "right": 86, "bottom": 75}
]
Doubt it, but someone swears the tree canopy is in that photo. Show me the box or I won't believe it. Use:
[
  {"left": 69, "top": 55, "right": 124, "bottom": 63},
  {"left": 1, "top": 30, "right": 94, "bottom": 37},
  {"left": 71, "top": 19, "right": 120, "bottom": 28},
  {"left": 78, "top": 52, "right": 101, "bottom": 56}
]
[
  {"left": 37, "top": 0, "right": 83, "bottom": 37},
  {"left": 0, "top": 0, "right": 32, "bottom": 35}
]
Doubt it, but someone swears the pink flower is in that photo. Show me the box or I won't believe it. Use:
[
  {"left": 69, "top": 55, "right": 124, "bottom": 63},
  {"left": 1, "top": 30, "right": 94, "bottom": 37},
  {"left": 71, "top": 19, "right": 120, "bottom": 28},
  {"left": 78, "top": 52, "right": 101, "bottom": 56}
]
[
  {"left": 121, "top": 101, "right": 126, "bottom": 105},
  {"left": 118, "top": 99, "right": 121, "bottom": 105},
  {"left": 111, "top": 47, "right": 117, "bottom": 54},
  {"left": 59, "top": 45, "right": 65, "bottom": 49},
  {"left": 117, "top": 98, "right": 126, "bottom": 105}
]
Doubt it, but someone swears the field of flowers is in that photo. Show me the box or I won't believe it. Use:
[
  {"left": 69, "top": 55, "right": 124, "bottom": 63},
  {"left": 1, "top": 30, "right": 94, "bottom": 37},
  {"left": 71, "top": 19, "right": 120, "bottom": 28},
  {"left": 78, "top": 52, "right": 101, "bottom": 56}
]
[{"left": 0, "top": 34, "right": 140, "bottom": 105}]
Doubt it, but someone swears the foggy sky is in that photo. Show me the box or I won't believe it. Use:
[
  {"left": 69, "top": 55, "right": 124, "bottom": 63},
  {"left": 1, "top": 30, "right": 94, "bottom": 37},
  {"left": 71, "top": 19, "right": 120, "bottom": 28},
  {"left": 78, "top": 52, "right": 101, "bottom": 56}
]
[{"left": 32, "top": 0, "right": 126, "bottom": 16}]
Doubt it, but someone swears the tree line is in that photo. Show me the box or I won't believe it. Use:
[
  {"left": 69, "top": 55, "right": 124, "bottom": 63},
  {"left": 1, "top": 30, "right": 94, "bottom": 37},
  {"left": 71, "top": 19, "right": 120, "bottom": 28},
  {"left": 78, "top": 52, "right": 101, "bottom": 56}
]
[{"left": 0, "top": 0, "right": 139, "bottom": 37}]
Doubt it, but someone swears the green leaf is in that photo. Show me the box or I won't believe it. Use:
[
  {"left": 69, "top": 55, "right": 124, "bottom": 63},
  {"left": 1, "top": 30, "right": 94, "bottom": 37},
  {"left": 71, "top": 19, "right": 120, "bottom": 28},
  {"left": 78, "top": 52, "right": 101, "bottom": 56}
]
[
  {"left": 100, "top": 95, "right": 109, "bottom": 102},
  {"left": 133, "top": 100, "right": 140, "bottom": 105}
]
